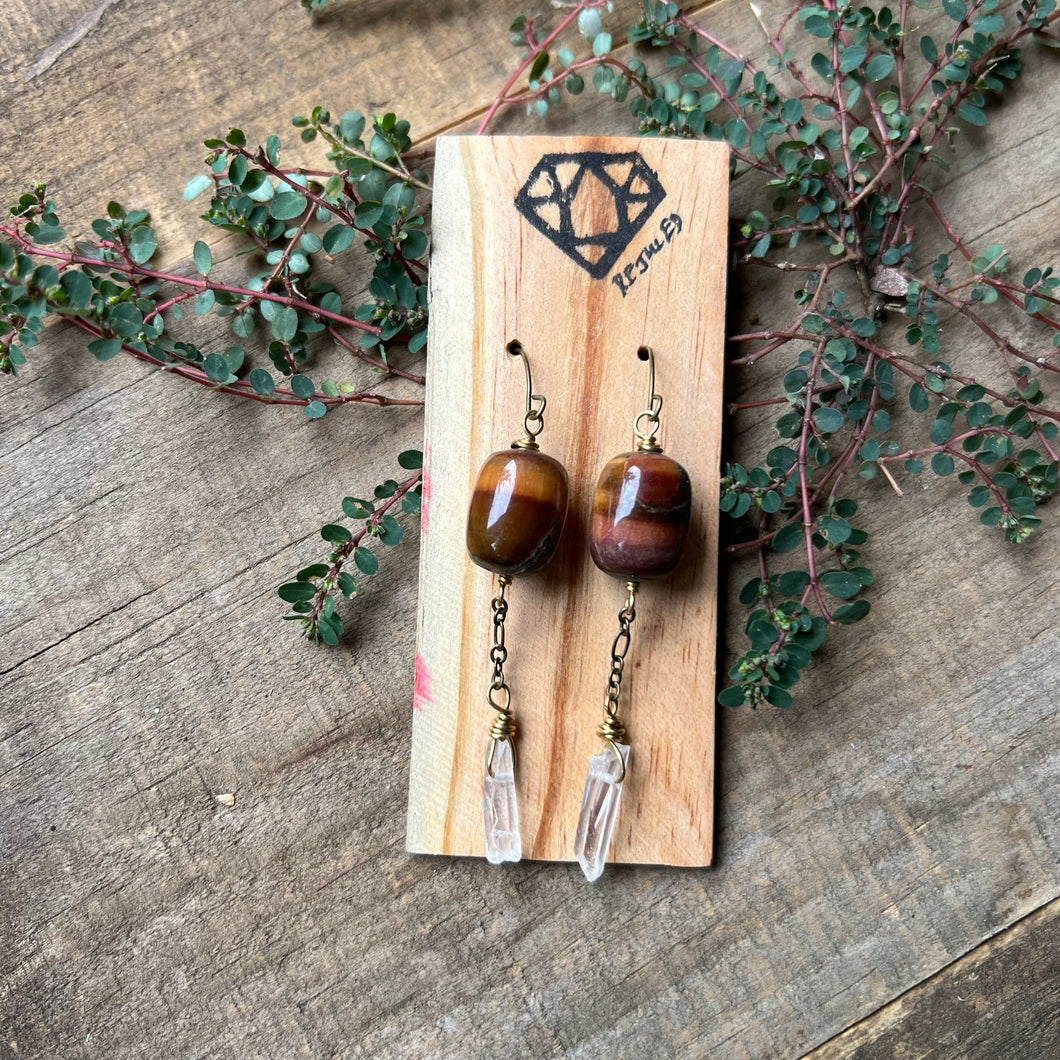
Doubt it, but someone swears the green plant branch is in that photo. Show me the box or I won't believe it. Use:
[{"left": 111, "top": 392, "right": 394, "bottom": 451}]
[
  {"left": 0, "top": 221, "right": 382, "bottom": 336},
  {"left": 477, "top": 1, "right": 611, "bottom": 134},
  {"left": 61, "top": 312, "right": 419, "bottom": 408},
  {"left": 280, "top": 463, "right": 423, "bottom": 643}
]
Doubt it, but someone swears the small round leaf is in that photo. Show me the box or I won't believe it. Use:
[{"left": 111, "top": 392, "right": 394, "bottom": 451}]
[{"left": 354, "top": 548, "right": 379, "bottom": 575}]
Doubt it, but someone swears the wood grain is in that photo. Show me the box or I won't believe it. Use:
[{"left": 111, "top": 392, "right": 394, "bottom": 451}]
[
  {"left": 1, "top": 0, "right": 1058, "bottom": 1058},
  {"left": 805, "top": 899, "right": 1060, "bottom": 1059},
  {"left": 409, "top": 136, "right": 727, "bottom": 864}
]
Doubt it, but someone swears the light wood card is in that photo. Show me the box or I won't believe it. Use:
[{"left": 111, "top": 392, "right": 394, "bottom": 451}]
[{"left": 408, "top": 136, "right": 728, "bottom": 865}]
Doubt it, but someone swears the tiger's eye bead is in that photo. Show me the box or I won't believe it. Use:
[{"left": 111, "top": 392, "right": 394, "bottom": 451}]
[
  {"left": 589, "top": 451, "right": 691, "bottom": 579},
  {"left": 467, "top": 449, "right": 569, "bottom": 577}
]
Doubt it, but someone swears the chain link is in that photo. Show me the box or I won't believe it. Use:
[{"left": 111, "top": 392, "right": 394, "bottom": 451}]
[
  {"left": 485, "top": 576, "right": 515, "bottom": 777},
  {"left": 597, "top": 582, "right": 638, "bottom": 784},
  {"left": 489, "top": 581, "right": 509, "bottom": 696},
  {"left": 603, "top": 583, "right": 638, "bottom": 720}
]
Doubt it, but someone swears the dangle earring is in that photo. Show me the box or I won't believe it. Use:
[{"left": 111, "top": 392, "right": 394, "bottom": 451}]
[
  {"left": 466, "top": 341, "right": 570, "bottom": 864},
  {"left": 574, "top": 346, "right": 692, "bottom": 881}
]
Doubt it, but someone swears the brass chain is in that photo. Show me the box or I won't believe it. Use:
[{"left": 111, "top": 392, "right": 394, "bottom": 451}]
[
  {"left": 488, "top": 578, "right": 510, "bottom": 699},
  {"left": 485, "top": 576, "right": 515, "bottom": 777},
  {"left": 599, "top": 582, "right": 638, "bottom": 781}
]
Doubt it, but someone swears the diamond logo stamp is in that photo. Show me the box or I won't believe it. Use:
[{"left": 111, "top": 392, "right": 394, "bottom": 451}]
[{"left": 513, "top": 151, "right": 667, "bottom": 279}]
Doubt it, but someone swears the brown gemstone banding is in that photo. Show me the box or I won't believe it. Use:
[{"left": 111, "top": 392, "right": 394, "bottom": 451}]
[
  {"left": 466, "top": 448, "right": 569, "bottom": 577},
  {"left": 589, "top": 451, "right": 692, "bottom": 579}
]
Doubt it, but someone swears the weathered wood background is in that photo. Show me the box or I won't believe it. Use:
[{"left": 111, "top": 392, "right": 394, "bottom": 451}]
[{"left": 1, "top": 1, "right": 1057, "bottom": 1058}]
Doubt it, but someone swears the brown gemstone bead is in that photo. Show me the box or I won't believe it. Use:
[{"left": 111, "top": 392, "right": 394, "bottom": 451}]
[
  {"left": 589, "top": 451, "right": 691, "bottom": 579},
  {"left": 466, "top": 448, "right": 569, "bottom": 577}
]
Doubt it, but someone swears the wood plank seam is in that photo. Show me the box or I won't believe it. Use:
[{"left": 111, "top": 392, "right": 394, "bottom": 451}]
[{"left": 798, "top": 895, "right": 1060, "bottom": 1058}]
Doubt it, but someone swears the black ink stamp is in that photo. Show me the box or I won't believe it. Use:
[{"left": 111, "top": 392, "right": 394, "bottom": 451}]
[
  {"left": 514, "top": 152, "right": 667, "bottom": 279},
  {"left": 611, "top": 214, "right": 683, "bottom": 298}
]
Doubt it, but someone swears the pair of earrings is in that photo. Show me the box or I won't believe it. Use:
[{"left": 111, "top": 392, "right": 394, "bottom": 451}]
[{"left": 465, "top": 341, "right": 692, "bottom": 881}]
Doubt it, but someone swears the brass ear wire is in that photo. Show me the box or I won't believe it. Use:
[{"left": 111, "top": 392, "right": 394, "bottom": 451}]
[
  {"left": 507, "top": 340, "right": 546, "bottom": 450},
  {"left": 632, "top": 345, "right": 663, "bottom": 453}
]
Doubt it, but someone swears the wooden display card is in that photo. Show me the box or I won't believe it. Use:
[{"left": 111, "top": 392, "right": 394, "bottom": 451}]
[{"left": 408, "top": 136, "right": 728, "bottom": 866}]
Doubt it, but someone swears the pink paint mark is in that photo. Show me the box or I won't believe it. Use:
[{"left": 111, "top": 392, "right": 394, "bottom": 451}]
[
  {"left": 413, "top": 652, "right": 432, "bottom": 711},
  {"left": 420, "top": 462, "right": 432, "bottom": 537}
]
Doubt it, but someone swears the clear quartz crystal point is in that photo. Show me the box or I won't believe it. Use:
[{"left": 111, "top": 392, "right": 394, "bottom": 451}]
[
  {"left": 482, "top": 738, "right": 521, "bottom": 865},
  {"left": 574, "top": 742, "right": 630, "bottom": 882}
]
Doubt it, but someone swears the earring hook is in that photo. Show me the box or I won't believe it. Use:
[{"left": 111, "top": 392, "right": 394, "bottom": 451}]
[
  {"left": 632, "top": 345, "right": 663, "bottom": 452},
  {"left": 507, "top": 340, "right": 546, "bottom": 449}
]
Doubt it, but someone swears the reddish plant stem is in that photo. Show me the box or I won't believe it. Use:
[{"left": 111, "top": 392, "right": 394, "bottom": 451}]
[
  {"left": 501, "top": 55, "right": 654, "bottom": 104},
  {"left": 879, "top": 438, "right": 1019, "bottom": 518},
  {"left": 64, "top": 316, "right": 421, "bottom": 408},
  {"left": 308, "top": 123, "right": 431, "bottom": 191},
  {"left": 851, "top": 7, "right": 1060, "bottom": 210},
  {"left": 476, "top": 1, "right": 603, "bottom": 135},
  {"left": 729, "top": 380, "right": 846, "bottom": 414},
  {"left": 738, "top": 253, "right": 856, "bottom": 272},
  {"left": 729, "top": 327, "right": 819, "bottom": 345},
  {"left": 843, "top": 336, "right": 1060, "bottom": 461},
  {"left": 995, "top": 281, "right": 1060, "bottom": 310},
  {"left": 797, "top": 341, "right": 832, "bottom": 620},
  {"left": 725, "top": 6, "right": 830, "bottom": 107},
  {"left": 922, "top": 276, "right": 1060, "bottom": 376},
  {"left": 906, "top": 0, "right": 983, "bottom": 103},
  {"left": 263, "top": 201, "right": 317, "bottom": 291},
  {"left": 726, "top": 527, "right": 786, "bottom": 554},
  {"left": 237, "top": 146, "right": 428, "bottom": 287},
  {"left": 896, "top": 0, "right": 911, "bottom": 111},
  {"left": 0, "top": 222, "right": 381, "bottom": 336},
  {"left": 732, "top": 224, "right": 826, "bottom": 248},
  {"left": 826, "top": 12, "right": 858, "bottom": 203},
  {"left": 326, "top": 325, "right": 425, "bottom": 384},
  {"left": 729, "top": 266, "right": 835, "bottom": 366},
  {"left": 143, "top": 289, "right": 199, "bottom": 325},
  {"left": 919, "top": 188, "right": 1060, "bottom": 334},
  {"left": 824, "top": 0, "right": 895, "bottom": 160},
  {"left": 810, "top": 366, "right": 880, "bottom": 506},
  {"left": 305, "top": 470, "right": 423, "bottom": 628}
]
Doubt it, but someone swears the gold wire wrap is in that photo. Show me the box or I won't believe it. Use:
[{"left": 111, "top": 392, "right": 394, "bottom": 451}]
[
  {"left": 598, "top": 581, "right": 638, "bottom": 782},
  {"left": 598, "top": 714, "right": 628, "bottom": 745},
  {"left": 507, "top": 341, "right": 546, "bottom": 450},
  {"left": 485, "top": 575, "right": 516, "bottom": 778},
  {"left": 633, "top": 346, "right": 664, "bottom": 453}
]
